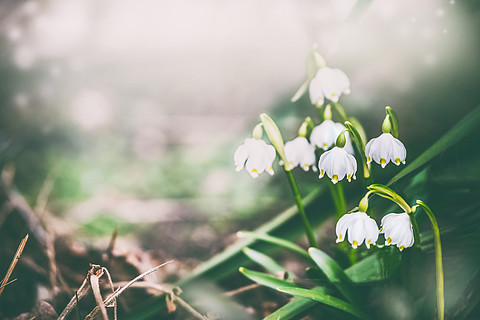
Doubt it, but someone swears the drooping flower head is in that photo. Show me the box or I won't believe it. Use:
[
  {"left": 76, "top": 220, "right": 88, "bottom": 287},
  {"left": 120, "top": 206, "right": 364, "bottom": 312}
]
[
  {"left": 281, "top": 137, "right": 317, "bottom": 172},
  {"left": 318, "top": 146, "right": 357, "bottom": 184},
  {"left": 366, "top": 106, "right": 406, "bottom": 168},
  {"left": 234, "top": 125, "right": 276, "bottom": 178},
  {"left": 365, "top": 133, "right": 406, "bottom": 168},
  {"left": 336, "top": 211, "right": 379, "bottom": 249},
  {"left": 380, "top": 212, "right": 414, "bottom": 251},
  {"left": 309, "top": 67, "right": 351, "bottom": 106},
  {"left": 310, "top": 120, "right": 354, "bottom": 154}
]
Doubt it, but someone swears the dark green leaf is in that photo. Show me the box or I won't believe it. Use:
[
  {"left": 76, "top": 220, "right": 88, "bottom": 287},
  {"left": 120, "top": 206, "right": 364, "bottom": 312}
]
[
  {"left": 239, "top": 267, "right": 300, "bottom": 291},
  {"left": 238, "top": 231, "right": 309, "bottom": 259},
  {"left": 308, "top": 248, "right": 358, "bottom": 305},
  {"left": 263, "top": 287, "right": 327, "bottom": 320},
  {"left": 242, "top": 247, "right": 287, "bottom": 275},
  {"left": 276, "top": 287, "right": 369, "bottom": 320}
]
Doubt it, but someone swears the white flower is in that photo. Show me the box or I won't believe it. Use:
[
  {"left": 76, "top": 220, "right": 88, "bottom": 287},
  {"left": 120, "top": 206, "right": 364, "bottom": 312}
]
[
  {"left": 380, "top": 212, "right": 414, "bottom": 251},
  {"left": 365, "top": 133, "right": 406, "bottom": 168},
  {"left": 310, "top": 120, "right": 354, "bottom": 154},
  {"left": 336, "top": 211, "right": 379, "bottom": 249},
  {"left": 309, "top": 67, "right": 351, "bottom": 106},
  {"left": 281, "top": 137, "right": 317, "bottom": 171},
  {"left": 234, "top": 138, "right": 276, "bottom": 178},
  {"left": 318, "top": 147, "right": 357, "bottom": 184}
]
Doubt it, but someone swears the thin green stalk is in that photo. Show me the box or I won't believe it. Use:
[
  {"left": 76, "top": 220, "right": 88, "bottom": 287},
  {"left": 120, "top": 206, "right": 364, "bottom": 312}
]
[
  {"left": 284, "top": 170, "right": 316, "bottom": 247},
  {"left": 415, "top": 200, "right": 444, "bottom": 320},
  {"left": 328, "top": 182, "right": 346, "bottom": 219}
]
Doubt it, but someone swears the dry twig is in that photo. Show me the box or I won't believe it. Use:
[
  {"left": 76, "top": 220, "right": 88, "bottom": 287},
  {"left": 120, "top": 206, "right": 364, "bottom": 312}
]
[
  {"left": 0, "top": 234, "right": 29, "bottom": 297},
  {"left": 57, "top": 265, "right": 100, "bottom": 320},
  {"left": 90, "top": 268, "right": 108, "bottom": 320},
  {"left": 85, "top": 261, "right": 173, "bottom": 319}
]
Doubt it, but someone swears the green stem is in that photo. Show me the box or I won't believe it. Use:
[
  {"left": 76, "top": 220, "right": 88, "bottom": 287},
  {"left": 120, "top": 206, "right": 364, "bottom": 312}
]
[
  {"left": 415, "top": 200, "right": 444, "bottom": 320},
  {"left": 328, "top": 182, "right": 346, "bottom": 219},
  {"left": 284, "top": 170, "right": 317, "bottom": 247},
  {"left": 367, "top": 184, "right": 421, "bottom": 246}
]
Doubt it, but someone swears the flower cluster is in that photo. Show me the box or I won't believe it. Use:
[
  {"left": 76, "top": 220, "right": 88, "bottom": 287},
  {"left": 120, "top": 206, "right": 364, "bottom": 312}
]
[
  {"left": 234, "top": 63, "right": 407, "bottom": 182},
  {"left": 336, "top": 209, "right": 414, "bottom": 251}
]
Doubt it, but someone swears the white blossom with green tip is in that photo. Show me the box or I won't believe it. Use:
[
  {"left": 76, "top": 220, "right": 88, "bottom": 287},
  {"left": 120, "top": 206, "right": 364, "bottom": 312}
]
[
  {"left": 234, "top": 138, "right": 276, "bottom": 178},
  {"left": 318, "top": 146, "right": 357, "bottom": 184},
  {"left": 365, "top": 133, "right": 406, "bottom": 168},
  {"left": 308, "top": 67, "right": 351, "bottom": 106},
  {"left": 281, "top": 137, "right": 317, "bottom": 172},
  {"left": 380, "top": 212, "right": 414, "bottom": 251},
  {"left": 336, "top": 211, "right": 379, "bottom": 249}
]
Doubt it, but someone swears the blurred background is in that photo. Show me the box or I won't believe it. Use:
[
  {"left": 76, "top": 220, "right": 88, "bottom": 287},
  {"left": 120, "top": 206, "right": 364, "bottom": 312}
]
[{"left": 0, "top": 0, "right": 479, "bottom": 319}]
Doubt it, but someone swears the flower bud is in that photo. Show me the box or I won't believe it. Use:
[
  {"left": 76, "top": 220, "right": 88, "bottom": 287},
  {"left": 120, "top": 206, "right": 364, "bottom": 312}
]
[
  {"left": 260, "top": 113, "right": 291, "bottom": 171},
  {"left": 335, "top": 130, "right": 347, "bottom": 148},
  {"left": 382, "top": 115, "right": 392, "bottom": 134},
  {"left": 252, "top": 123, "right": 263, "bottom": 140},
  {"left": 324, "top": 104, "right": 332, "bottom": 121},
  {"left": 358, "top": 193, "right": 370, "bottom": 213}
]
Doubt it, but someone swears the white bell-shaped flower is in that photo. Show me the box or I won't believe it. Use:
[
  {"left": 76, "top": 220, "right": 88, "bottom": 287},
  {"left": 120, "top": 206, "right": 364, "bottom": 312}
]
[
  {"left": 309, "top": 67, "right": 351, "bottom": 106},
  {"left": 310, "top": 120, "right": 354, "bottom": 154},
  {"left": 318, "top": 147, "right": 357, "bottom": 184},
  {"left": 281, "top": 137, "right": 317, "bottom": 172},
  {"left": 365, "top": 133, "right": 406, "bottom": 168},
  {"left": 234, "top": 138, "right": 276, "bottom": 178},
  {"left": 380, "top": 212, "right": 414, "bottom": 251},
  {"left": 336, "top": 211, "right": 379, "bottom": 249}
]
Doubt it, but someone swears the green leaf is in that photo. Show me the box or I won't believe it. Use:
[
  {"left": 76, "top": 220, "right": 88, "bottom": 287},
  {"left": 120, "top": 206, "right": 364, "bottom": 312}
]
[
  {"left": 276, "top": 287, "right": 369, "bottom": 320},
  {"left": 345, "top": 248, "right": 402, "bottom": 283},
  {"left": 239, "top": 267, "right": 300, "bottom": 291},
  {"left": 291, "top": 79, "right": 310, "bottom": 103},
  {"left": 238, "top": 231, "right": 309, "bottom": 259},
  {"left": 242, "top": 247, "right": 287, "bottom": 275},
  {"left": 388, "top": 105, "right": 480, "bottom": 185},
  {"left": 263, "top": 287, "right": 327, "bottom": 320},
  {"left": 308, "top": 248, "right": 358, "bottom": 306}
]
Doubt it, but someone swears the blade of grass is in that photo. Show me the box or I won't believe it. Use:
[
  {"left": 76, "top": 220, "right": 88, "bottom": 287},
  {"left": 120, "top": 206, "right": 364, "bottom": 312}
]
[
  {"left": 237, "top": 231, "right": 309, "bottom": 259},
  {"left": 277, "top": 287, "right": 369, "bottom": 320},
  {"left": 263, "top": 290, "right": 323, "bottom": 320},
  {"left": 308, "top": 248, "right": 359, "bottom": 307},
  {"left": 239, "top": 267, "right": 300, "bottom": 291},
  {"left": 242, "top": 247, "right": 287, "bottom": 275}
]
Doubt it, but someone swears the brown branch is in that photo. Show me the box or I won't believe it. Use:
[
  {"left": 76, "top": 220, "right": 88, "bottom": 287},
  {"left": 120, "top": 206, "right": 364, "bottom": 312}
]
[
  {"left": 57, "top": 265, "right": 102, "bottom": 320},
  {"left": 224, "top": 283, "right": 260, "bottom": 297},
  {"left": 0, "top": 234, "right": 29, "bottom": 297},
  {"left": 102, "top": 268, "right": 117, "bottom": 320},
  {"left": 109, "top": 281, "right": 206, "bottom": 320},
  {"left": 85, "top": 261, "right": 173, "bottom": 319},
  {"left": 90, "top": 269, "right": 108, "bottom": 320}
]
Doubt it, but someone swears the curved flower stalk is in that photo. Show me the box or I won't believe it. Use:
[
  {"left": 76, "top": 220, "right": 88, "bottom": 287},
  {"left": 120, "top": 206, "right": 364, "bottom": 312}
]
[
  {"left": 309, "top": 67, "right": 351, "bottom": 107},
  {"left": 414, "top": 200, "right": 444, "bottom": 320},
  {"left": 318, "top": 146, "right": 357, "bottom": 184},
  {"left": 380, "top": 213, "right": 414, "bottom": 251},
  {"left": 281, "top": 137, "right": 317, "bottom": 172},
  {"left": 335, "top": 211, "right": 379, "bottom": 249},
  {"left": 234, "top": 124, "right": 276, "bottom": 178}
]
